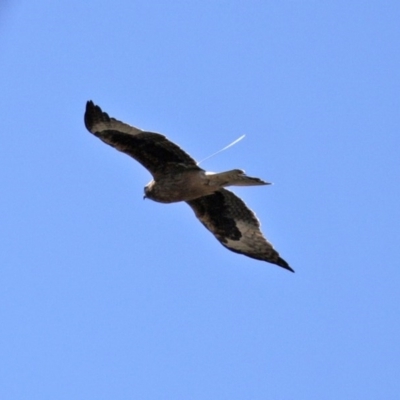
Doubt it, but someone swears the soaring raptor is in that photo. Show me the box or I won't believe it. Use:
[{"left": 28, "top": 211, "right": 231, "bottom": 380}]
[{"left": 84, "top": 101, "right": 293, "bottom": 272}]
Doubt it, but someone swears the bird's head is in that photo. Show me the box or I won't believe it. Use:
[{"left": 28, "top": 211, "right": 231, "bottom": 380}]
[{"left": 143, "top": 181, "right": 155, "bottom": 200}]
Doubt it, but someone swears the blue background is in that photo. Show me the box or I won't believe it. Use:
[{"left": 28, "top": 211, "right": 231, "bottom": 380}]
[{"left": 1, "top": 1, "right": 399, "bottom": 399}]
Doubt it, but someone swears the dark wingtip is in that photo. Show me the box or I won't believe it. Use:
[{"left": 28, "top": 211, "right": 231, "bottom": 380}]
[
  {"left": 84, "top": 100, "right": 110, "bottom": 132},
  {"left": 84, "top": 100, "right": 96, "bottom": 131},
  {"left": 277, "top": 257, "right": 295, "bottom": 273},
  {"left": 85, "top": 100, "right": 96, "bottom": 116}
]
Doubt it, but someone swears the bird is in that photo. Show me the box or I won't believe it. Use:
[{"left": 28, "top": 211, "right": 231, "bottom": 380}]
[{"left": 84, "top": 101, "right": 293, "bottom": 272}]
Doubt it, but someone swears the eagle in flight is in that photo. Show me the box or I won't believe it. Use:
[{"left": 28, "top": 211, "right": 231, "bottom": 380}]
[{"left": 84, "top": 101, "right": 293, "bottom": 272}]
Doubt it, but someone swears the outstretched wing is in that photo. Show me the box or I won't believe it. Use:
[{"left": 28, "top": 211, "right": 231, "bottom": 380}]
[
  {"left": 187, "top": 189, "right": 293, "bottom": 272},
  {"left": 84, "top": 101, "right": 199, "bottom": 177}
]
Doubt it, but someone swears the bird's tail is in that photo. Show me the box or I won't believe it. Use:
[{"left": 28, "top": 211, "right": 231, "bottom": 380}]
[{"left": 207, "top": 169, "right": 270, "bottom": 187}]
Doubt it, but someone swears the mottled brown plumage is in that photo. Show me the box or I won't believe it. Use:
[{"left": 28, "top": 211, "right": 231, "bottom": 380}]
[
  {"left": 187, "top": 190, "right": 290, "bottom": 269},
  {"left": 84, "top": 101, "right": 293, "bottom": 272}
]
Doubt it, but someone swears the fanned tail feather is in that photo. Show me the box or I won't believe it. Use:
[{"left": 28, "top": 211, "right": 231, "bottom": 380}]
[{"left": 207, "top": 169, "right": 270, "bottom": 187}]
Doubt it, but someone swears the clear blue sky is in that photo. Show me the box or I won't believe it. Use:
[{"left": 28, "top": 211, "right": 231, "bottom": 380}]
[{"left": 1, "top": 1, "right": 399, "bottom": 399}]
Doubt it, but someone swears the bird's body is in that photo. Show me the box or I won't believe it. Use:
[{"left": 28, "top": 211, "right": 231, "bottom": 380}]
[
  {"left": 145, "top": 168, "right": 267, "bottom": 203},
  {"left": 145, "top": 168, "right": 217, "bottom": 203},
  {"left": 84, "top": 101, "right": 293, "bottom": 272},
  {"left": 144, "top": 167, "right": 207, "bottom": 203}
]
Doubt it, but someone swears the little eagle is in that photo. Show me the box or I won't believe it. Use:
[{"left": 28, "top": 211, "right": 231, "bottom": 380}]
[{"left": 84, "top": 101, "right": 293, "bottom": 272}]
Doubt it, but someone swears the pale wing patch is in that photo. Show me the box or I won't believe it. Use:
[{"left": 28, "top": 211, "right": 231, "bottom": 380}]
[
  {"left": 223, "top": 220, "right": 276, "bottom": 257},
  {"left": 223, "top": 220, "right": 267, "bottom": 248},
  {"left": 91, "top": 119, "right": 143, "bottom": 136}
]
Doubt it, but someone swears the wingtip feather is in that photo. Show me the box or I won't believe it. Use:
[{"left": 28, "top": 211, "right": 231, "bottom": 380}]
[
  {"left": 277, "top": 257, "right": 294, "bottom": 272},
  {"left": 84, "top": 100, "right": 110, "bottom": 132}
]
